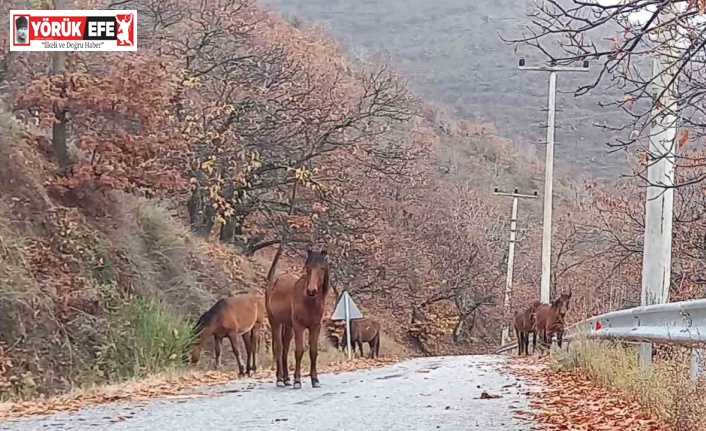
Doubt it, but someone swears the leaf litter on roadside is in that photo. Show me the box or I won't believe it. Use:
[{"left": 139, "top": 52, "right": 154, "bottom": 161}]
[
  {"left": 502, "top": 356, "right": 669, "bottom": 431},
  {"left": 0, "top": 356, "right": 399, "bottom": 420}
]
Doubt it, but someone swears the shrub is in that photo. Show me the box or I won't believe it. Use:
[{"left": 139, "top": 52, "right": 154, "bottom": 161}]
[{"left": 97, "top": 297, "right": 195, "bottom": 381}]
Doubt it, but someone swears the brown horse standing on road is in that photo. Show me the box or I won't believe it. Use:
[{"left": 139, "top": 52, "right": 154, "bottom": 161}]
[
  {"left": 189, "top": 292, "right": 265, "bottom": 376},
  {"left": 513, "top": 300, "right": 541, "bottom": 356},
  {"left": 340, "top": 317, "right": 382, "bottom": 359},
  {"left": 266, "top": 247, "right": 330, "bottom": 389},
  {"left": 533, "top": 291, "right": 572, "bottom": 352}
]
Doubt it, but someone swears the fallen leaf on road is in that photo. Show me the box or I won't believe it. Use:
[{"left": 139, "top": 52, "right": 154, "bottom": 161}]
[
  {"left": 502, "top": 356, "right": 669, "bottom": 431},
  {"left": 0, "top": 356, "right": 400, "bottom": 421},
  {"left": 479, "top": 391, "right": 502, "bottom": 399}
]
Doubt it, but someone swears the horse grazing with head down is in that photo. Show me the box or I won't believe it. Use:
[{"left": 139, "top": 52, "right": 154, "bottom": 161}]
[
  {"left": 340, "top": 317, "right": 382, "bottom": 359},
  {"left": 189, "top": 292, "right": 265, "bottom": 376},
  {"left": 533, "top": 291, "right": 572, "bottom": 352},
  {"left": 266, "top": 246, "right": 331, "bottom": 389},
  {"left": 513, "top": 300, "right": 541, "bottom": 356}
]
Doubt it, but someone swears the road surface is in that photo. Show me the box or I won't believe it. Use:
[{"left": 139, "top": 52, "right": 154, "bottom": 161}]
[{"left": 0, "top": 356, "right": 539, "bottom": 431}]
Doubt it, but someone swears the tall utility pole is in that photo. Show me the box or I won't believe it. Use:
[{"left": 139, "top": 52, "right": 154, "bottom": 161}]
[
  {"left": 517, "top": 58, "right": 590, "bottom": 303},
  {"left": 639, "top": 6, "right": 678, "bottom": 374},
  {"left": 494, "top": 187, "right": 539, "bottom": 346}
]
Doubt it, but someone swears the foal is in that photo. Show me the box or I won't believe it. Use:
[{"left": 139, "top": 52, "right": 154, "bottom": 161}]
[
  {"left": 266, "top": 247, "right": 331, "bottom": 389},
  {"left": 190, "top": 292, "right": 265, "bottom": 376},
  {"left": 513, "top": 300, "right": 540, "bottom": 356},
  {"left": 340, "top": 318, "right": 382, "bottom": 359},
  {"left": 533, "top": 291, "right": 572, "bottom": 352}
]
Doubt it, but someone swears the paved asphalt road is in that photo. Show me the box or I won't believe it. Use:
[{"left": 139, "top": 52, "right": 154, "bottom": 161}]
[{"left": 0, "top": 356, "right": 538, "bottom": 431}]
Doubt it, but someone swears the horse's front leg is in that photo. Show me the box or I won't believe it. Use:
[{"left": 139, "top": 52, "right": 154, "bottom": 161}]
[
  {"left": 515, "top": 328, "right": 523, "bottom": 356},
  {"left": 544, "top": 329, "right": 554, "bottom": 353},
  {"left": 227, "top": 331, "right": 246, "bottom": 376},
  {"left": 517, "top": 331, "right": 527, "bottom": 356},
  {"left": 241, "top": 330, "right": 253, "bottom": 376},
  {"left": 214, "top": 335, "right": 223, "bottom": 367},
  {"left": 292, "top": 323, "right": 305, "bottom": 389},
  {"left": 309, "top": 324, "right": 322, "bottom": 388},
  {"left": 542, "top": 326, "right": 550, "bottom": 352}
]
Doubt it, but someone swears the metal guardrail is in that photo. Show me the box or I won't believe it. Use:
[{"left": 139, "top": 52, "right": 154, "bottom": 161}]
[
  {"left": 568, "top": 298, "right": 706, "bottom": 346},
  {"left": 495, "top": 297, "right": 706, "bottom": 355}
]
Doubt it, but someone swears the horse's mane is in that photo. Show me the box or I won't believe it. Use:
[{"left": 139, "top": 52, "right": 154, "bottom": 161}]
[
  {"left": 305, "top": 250, "right": 328, "bottom": 267},
  {"left": 192, "top": 298, "right": 227, "bottom": 338}
]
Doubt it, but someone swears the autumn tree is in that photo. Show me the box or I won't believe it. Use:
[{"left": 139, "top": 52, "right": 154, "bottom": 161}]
[
  {"left": 16, "top": 51, "right": 188, "bottom": 199},
  {"left": 121, "top": 0, "right": 421, "bottom": 253}
]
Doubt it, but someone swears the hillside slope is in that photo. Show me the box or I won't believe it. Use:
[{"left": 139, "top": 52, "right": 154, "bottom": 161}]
[
  {"left": 263, "top": 0, "right": 633, "bottom": 180},
  {"left": 0, "top": 98, "right": 285, "bottom": 398}
]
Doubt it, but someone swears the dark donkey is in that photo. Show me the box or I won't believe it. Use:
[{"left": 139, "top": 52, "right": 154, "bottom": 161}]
[
  {"left": 339, "top": 317, "right": 382, "bottom": 359},
  {"left": 533, "top": 291, "right": 572, "bottom": 352},
  {"left": 266, "top": 246, "right": 331, "bottom": 389},
  {"left": 513, "top": 300, "right": 541, "bottom": 356}
]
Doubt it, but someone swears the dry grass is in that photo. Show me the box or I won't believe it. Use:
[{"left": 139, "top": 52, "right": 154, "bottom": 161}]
[{"left": 552, "top": 336, "right": 706, "bottom": 431}]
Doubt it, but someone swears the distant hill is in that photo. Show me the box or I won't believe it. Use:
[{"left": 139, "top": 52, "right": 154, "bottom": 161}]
[{"left": 263, "top": 0, "right": 636, "bottom": 181}]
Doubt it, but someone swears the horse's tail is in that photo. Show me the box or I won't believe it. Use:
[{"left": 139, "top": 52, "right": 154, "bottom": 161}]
[
  {"left": 264, "top": 279, "right": 271, "bottom": 311},
  {"left": 192, "top": 298, "right": 225, "bottom": 341}
]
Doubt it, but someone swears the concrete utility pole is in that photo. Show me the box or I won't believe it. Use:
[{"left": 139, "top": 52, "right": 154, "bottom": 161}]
[
  {"left": 639, "top": 6, "right": 679, "bottom": 375},
  {"left": 517, "top": 58, "right": 590, "bottom": 303},
  {"left": 494, "top": 187, "right": 539, "bottom": 346}
]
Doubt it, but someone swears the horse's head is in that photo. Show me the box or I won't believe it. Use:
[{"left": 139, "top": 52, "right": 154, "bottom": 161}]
[
  {"left": 528, "top": 300, "right": 542, "bottom": 323},
  {"left": 188, "top": 340, "right": 202, "bottom": 365},
  {"left": 551, "top": 290, "right": 572, "bottom": 318},
  {"left": 303, "top": 246, "right": 329, "bottom": 298}
]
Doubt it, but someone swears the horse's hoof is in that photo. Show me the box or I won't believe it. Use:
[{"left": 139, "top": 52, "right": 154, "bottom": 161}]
[
  {"left": 293, "top": 381, "right": 302, "bottom": 389},
  {"left": 276, "top": 380, "right": 285, "bottom": 388},
  {"left": 283, "top": 380, "right": 292, "bottom": 387},
  {"left": 312, "top": 380, "right": 321, "bottom": 388}
]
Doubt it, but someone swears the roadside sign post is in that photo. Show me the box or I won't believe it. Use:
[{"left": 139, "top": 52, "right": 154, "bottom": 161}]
[
  {"left": 330, "top": 290, "right": 363, "bottom": 360},
  {"left": 344, "top": 294, "right": 352, "bottom": 359}
]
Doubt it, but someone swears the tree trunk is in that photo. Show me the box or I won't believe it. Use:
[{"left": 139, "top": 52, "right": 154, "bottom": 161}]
[
  {"left": 218, "top": 187, "right": 246, "bottom": 244},
  {"left": 187, "top": 179, "right": 215, "bottom": 236},
  {"left": 245, "top": 238, "right": 281, "bottom": 256},
  {"left": 51, "top": 51, "right": 70, "bottom": 171},
  {"left": 0, "top": 51, "right": 9, "bottom": 89},
  {"left": 219, "top": 215, "right": 243, "bottom": 244},
  {"left": 452, "top": 318, "right": 465, "bottom": 344}
]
